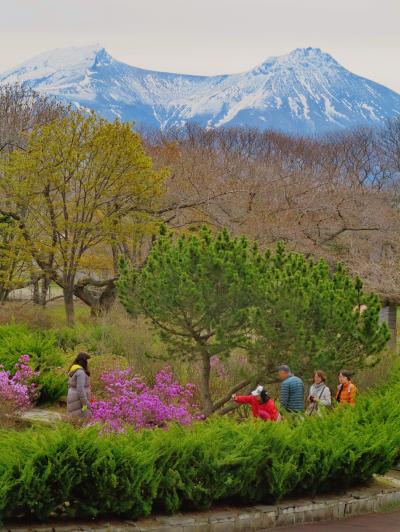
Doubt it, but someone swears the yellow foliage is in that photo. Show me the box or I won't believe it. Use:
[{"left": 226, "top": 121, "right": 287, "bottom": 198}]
[{"left": 1, "top": 111, "right": 166, "bottom": 281}]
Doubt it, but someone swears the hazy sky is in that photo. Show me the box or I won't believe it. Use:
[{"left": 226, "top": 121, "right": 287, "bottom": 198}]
[{"left": 1, "top": 0, "right": 399, "bottom": 91}]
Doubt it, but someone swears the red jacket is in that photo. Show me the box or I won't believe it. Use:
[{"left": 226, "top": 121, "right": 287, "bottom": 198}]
[{"left": 235, "top": 395, "right": 279, "bottom": 421}]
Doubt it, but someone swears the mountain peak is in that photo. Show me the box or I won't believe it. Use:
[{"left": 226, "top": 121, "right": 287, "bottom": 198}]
[
  {"left": 92, "top": 47, "right": 113, "bottom": 67},
  {"left": 285, "top": 47, "right": 339, "bottom": 64},
  {"left": 253, "top": 47, "right": 339, "bottom": 75},
  {"left": 1, "top": 45, "right": 399, "bottom": 135},
  {"left": 289, "top": 47, "right": 324, "bottom": 57},
  {"left": 0, "top": 44, "right": 115, "bottom": 88},
  {"left": 7, "top": 44, "right": 109, "bottom": 74}
]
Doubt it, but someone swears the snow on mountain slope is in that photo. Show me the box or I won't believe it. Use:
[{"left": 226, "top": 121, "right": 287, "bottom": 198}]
[{"left": 1, "top": 45, "right": 399, "bottom": 134}]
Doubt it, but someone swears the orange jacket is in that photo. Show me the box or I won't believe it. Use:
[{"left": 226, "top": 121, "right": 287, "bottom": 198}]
[{"left": 336, "top": 382, "right": 357, "bottom": 406}]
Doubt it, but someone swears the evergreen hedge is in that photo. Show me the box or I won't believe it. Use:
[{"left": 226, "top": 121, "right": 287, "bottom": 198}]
[{"left": 1, "top": 368, "right": 400, "bottom": 521}]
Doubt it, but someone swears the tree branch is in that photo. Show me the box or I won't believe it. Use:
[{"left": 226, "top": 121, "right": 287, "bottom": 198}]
[
  {"left": 75, "top": 277, "right": 117, "bottom": 288},
  {"left": 154, "top": 189, "right": 247, "bottom": 215},
  {"left": 320, "top": 226, "right": 381, "bottom": 245}
]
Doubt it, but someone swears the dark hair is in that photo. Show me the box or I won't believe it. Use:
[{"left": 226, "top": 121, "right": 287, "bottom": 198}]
[
  {"left": 339, "top": 369, "right": 352, "bottom": 381},
  {"left": 260, "top": 389, "right": 270, "bottom": 404},
  {"left": 314, "top": 370, "right": 327, "bottom": 382},
  {"left": 70, "top": 352, "right": 91, "bottom": 376}
]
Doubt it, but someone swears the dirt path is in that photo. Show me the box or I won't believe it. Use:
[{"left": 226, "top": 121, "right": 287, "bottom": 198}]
[{"left": 274, "top": 509, "right": 400, "bottom": 531}]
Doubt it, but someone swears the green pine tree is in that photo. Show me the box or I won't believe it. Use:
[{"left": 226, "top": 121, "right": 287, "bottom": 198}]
[
  {"left": 118, "top": 227, "right": 390, "bottom": 414},
  {"left": 251, "top": 249, "right": 390, "bottom": 379}
]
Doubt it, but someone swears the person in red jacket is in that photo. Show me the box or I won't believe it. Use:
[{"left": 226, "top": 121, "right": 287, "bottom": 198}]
[{"left": 232, "top": 385, "right": 280, "bottom": 421}]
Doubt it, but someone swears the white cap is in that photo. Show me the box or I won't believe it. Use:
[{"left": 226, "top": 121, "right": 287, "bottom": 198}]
[{"left": 251, "top": 385, "right": 264, "bottom": 396}]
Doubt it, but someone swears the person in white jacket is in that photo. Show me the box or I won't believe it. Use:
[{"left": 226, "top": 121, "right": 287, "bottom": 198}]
[{"left": 307, "top": 370, "right": 331, "bottom": 416}]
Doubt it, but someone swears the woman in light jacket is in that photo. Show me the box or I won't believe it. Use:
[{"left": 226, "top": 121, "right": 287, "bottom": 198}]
[
  {"left": 306, "top": 370, "right": 331, "bottom": 416},
  {"left": 67, "top": 352, "right": 92, "bottom": 417}
]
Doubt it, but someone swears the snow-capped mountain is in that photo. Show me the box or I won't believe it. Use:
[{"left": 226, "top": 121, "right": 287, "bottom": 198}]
[{"left": 1, "top": 45, "right": 399, "bottom": 135}]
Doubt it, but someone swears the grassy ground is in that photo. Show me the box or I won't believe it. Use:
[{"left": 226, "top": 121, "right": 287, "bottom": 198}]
[{"left": 0, "top": 299, "right": 91, "bottom": 329}]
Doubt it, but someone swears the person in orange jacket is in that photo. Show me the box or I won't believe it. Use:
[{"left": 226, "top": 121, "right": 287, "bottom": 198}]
[
  {"left": 336, "top": 370, "right": 357, "bottom": 406},
  {"left": 232, "top": 385, "right": 280, "bottom": 421}
]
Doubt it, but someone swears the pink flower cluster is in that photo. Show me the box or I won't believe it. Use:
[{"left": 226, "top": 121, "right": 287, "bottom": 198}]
[
  {"left": 91, "top": 367, "right": 198, "bottom": 432},
  {"left": 0, "top": 355, "right": 39, "bottom": 412}
]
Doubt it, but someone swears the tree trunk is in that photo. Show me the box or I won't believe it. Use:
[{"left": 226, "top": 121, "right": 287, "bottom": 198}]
[
  {"left": 32, "top": 277, "right": 40, "bottom": 304},
  {"left": 63, "top": 286, "right": 75, "bottom": 327},
  {"left": 200, "top": 352, "right": 214, "bottom": 416},
  {"left": 0, "top": 287, "right": 9, "bottom": 304},
  {"left": 98, "top": 281, "right": 116, "bottom": 314},
  {"left": 74, "top": 281, "right": 116, "bottom": 317},
  {"left": 39, "top": 277, "right": 50, "bottom": 306}
]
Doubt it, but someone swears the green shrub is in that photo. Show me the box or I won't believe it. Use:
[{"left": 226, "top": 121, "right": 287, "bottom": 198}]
[
  {"left": 53, "top": 326, "right": 82, "bottom": 352},
  {"left": 0, "top": 323, "right": 67, "bottom": 405},
  {"left": 35, "top": 370, "right": 68, "bottom": 405},
  {"left": 1, "top": 366, "right": 400, "bottom": 521},
  {"left": 0, "top": 323, "right": 63, "bottom": 372}
]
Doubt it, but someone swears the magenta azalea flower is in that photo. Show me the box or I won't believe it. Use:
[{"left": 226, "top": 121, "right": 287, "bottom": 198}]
[{"left": 91, "top": 367, "right": 198, "bottom": 432}]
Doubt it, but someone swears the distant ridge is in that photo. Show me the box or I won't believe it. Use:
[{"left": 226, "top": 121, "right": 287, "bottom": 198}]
[{"left": 1, "top": 45, "right": 399, "bottom": 135}]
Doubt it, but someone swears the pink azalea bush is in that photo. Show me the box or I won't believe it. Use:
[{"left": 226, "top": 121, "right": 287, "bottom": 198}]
[
  {"left": 0, "top": 354, "right": 39, "bottom": 413},
  {"left": 91, "top": 367, "right": 198, "bottom": 432}
]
